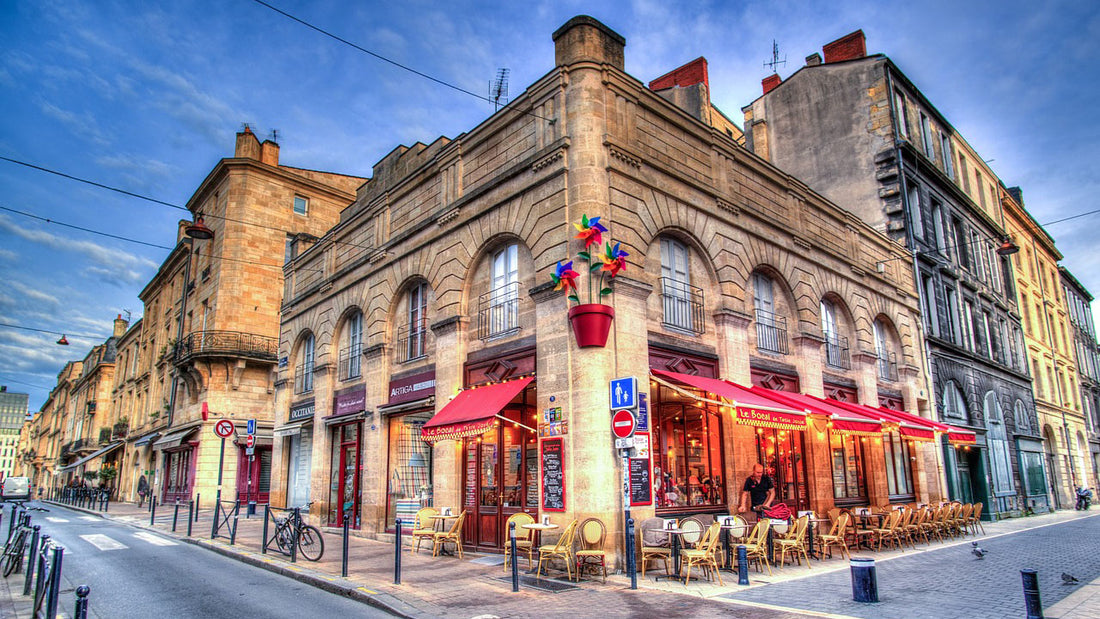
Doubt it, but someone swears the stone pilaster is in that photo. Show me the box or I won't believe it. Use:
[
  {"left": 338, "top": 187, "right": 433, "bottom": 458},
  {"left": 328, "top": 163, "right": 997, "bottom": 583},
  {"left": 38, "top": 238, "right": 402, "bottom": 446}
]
[
  {"left": 792, "top": 332, "right": 826, "bottom": 397},
  {"left": 713, "top": 307, "right": 753, "bottom": 384},
  {"left": 429, "top": 315, "right": 468, "bottom": 512},
  {"left": 359, "top": 343, "right": 387, "bottom": 533}
]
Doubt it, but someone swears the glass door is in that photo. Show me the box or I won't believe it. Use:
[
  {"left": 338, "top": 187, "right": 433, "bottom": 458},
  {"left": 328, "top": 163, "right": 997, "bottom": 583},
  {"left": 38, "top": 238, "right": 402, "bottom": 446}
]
[
  {"left": 476, "top": 432, "right": 500, "bottom": 549},
  {"left": 755, "top": 429, "right": 808, "bottom": 512},
  {"left": 328, "top": 423, "right": 361, "bottom": 527}
]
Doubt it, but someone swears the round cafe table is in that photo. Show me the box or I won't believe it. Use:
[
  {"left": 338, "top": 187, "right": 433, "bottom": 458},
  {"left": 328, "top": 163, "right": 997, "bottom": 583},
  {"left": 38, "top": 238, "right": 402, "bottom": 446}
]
[
  {"left": 719, "top": 522, "right": 748, "bottom": 571},
  {"left": 522, "top": 522, "right": 559, "bottom": 574},
  {"left": 427, "top": 513, "right": 460, "bottom": 555},
  {"left": 653, "top": 528, "right": 687, "bottom": 581}
]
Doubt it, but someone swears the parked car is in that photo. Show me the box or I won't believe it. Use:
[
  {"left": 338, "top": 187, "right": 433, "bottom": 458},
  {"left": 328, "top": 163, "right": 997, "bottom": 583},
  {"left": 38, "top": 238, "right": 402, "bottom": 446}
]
[{"left": 1, "top": 477, "right": 30, "bottom": 501}]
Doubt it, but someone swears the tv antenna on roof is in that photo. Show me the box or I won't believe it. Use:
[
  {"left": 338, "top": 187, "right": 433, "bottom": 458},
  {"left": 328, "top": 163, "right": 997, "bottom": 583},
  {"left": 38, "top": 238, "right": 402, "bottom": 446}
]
[
  {"left": 764, "top": 40, "right": 787, "bottom": 72},
  {"left": 490, "top": 68, "right": 509, "bottom": 111},
  {"left": 270, "top": 129, "right": 279, "bottom": 144}
]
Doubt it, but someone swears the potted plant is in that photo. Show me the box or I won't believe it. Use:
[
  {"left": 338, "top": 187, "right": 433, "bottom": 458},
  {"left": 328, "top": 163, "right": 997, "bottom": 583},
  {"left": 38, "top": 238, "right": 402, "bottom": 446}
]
[{"left": 551, "top": 214, "right": 628, "bottom": 348}]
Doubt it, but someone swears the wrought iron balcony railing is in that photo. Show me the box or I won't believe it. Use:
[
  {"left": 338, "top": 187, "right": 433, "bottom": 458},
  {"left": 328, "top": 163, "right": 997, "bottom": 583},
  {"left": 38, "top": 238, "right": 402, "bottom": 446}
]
[
  {"left": 477, "top": 282, "right": 520, "bottom": 341},
  {"left": 877, "top": 351, "right": 898, "bottom": 382},
  {"left": 397, "top": 318, "right": 429, "bottom": 362},
  {"left": 755, "top": 309, "right": 789, "bottom": 355},
  {"left": 660, "top": 277, "right": 706, "bottom": 335},
  {"left": 174, "top": 330, "right": 278, "bottom": 364},
  {"left": 338, "top": 343, "right": 362, "bottom": 381},
  {"left": 824, "top": 334, "right": 851, "bottom": 370},
  {"left": 294, "top": 362, "right": 315, "bottom": 395}
]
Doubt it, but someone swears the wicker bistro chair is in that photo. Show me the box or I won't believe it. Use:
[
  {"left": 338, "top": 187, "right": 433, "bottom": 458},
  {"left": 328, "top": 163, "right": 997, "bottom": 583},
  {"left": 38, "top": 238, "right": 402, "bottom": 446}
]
[
  {"left": 411, "top": 507, "right": 439, "bottom": 553},
  {"left": 640, "top": 517, "right": 672, "bottom": 577},
  {"left": 905, "top": 507, "right": 929, "bottom": 546},
  {"left": 678, "top": 516, "right": 706, "bottom": 548},
  {"left": 742, "top": 519, "right": 773, "bottom": 576},
  {"left": 504, "top": 512, "right": 536, "bottom": 570},
  {"left": 537, "top": 519, "right": 579, "bottom": 580},
  {"left": 922, "top": 505, "right": 946, "bottom": 543},
  {"left": 715, "top": 515, "right": 748, "bottom": 568},
  {"left": 431, "top": 510, "right": 467, "bottom": 558},
  {"left": 818, "top": 512, "right": 852, "bottom": 560},
  {"left": 775, "top": 515, "right": 811, "bottom": 568},
  {"left": 575, "top": 518, "right": 608, "bottom": 583},
  {"left": 969, "top": 502, "right": 986, "bottom": 535},
  {"left": 953, "top": 504, "right": 973, "bottom": 537},
  {"left": 680, "top": 522, "right": 723, "bottom": 585},
  {"left": 871, "top": 510, "right": 903, "bottom": 551}
]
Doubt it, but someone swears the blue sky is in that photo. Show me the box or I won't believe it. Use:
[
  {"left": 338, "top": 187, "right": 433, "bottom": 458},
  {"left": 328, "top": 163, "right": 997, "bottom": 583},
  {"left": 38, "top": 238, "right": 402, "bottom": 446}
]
[{"left": 2, "top": 0, "right": 1098, "bottom": 410}]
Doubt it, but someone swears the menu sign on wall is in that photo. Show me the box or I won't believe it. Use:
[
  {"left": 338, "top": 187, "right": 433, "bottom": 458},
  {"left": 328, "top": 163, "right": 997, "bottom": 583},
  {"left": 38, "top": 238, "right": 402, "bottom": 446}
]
[
  {"left": 541, "top": 438, "right": 565, "bottom": 511},
  {"left": 629, "top": 457, "right": 652, "bottom": 506}
]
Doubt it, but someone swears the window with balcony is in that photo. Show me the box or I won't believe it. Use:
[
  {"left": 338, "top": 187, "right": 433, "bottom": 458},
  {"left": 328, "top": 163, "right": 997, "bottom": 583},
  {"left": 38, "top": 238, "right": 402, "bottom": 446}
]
[
  {"left": 339, "top": 311, "right": 363, "bottom": 381},
  {"left": 478, "top": 244, "right": 519, "bottom": 340},
  {"left": 295, "top": 333, "right": 315, "bottom": 395},
  {"left": 873, "top": 318, "right": 897, "bottom": 381},
  {"left": 660, "top": 238, "right": 704, "bottom": 334},
  {"left": 400, "top": 283, "right": 429, "bottom": 361},
  {"left": 820, "top": 299, "right": 849, "bottom": 369},
  {"left": 753, "top": 273, "right": 788, "bottom": 354}
]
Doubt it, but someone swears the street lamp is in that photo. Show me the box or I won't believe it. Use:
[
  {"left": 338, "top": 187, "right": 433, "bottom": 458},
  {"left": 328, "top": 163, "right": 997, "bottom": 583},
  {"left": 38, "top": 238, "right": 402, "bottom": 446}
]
[
  {"left": 56, "top": 335, "right": 69, "bottom": 345},
  {"left": 996, "top": 237, "right": 1020, "bottom": 256},
  {"left": 184, "top": 214, "right": 214, "bottom": 240}
]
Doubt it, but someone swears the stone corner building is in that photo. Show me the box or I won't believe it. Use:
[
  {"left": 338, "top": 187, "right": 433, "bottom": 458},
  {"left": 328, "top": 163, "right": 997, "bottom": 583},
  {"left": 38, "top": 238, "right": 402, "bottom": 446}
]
[
  {"left": 742, "top": 30, "right": 1040, "bottom": 518},
  {"left": 274, "top": 16, "right": 942, "bottom": 561}
]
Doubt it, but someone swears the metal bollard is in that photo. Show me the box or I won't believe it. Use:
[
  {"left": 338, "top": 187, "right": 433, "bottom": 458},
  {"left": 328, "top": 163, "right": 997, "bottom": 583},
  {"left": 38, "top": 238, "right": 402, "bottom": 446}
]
[
  {"left": 766, "top": 526, "right": 775, "bottom": 564},
  {"left": 342, "top": 514, "right": 350, "bottom": 578},
  {"left": 850, "top": 557, "right": 879, "bottom": 603},
  {"left": 626, "top": 517, "right": 637, "bottom": 590},
  {"left": 23, "top": 525, "right": 40, "bottom": 596},
  {"left": 103, "top": 492, "right": 109, "bottom": 512},
  {"left": 394, "top": 518, "right": 402, "bottom": 585},
  {"left": 510, "top": 521, "right": 519, "bottom": 592},
  {"left": 172, "top": 502, "right": 181, "bottom": 532},
  {"left": 187, "top": 501, "right": 194, "bottom": 537},
  {"left": 261, "top": 506, "right": 270, "bottom": 555},
  {"left": 194, "top": 494, "right": 200, "bottom": 522},
  {"left": 46, "top": 546, "right": 63, "bottom": 619},
  {"left": 230, "top": 508, "right": 239, "bottom": 545},
  {"left": 737, "top": 545, "right": 750, "bottom": 585},
  {"left": 1021, "top": 569, "right": 1043, "bottom": 619},
  {"left": 73, "top": 585, "right": 90, "bottom": 619},
  {"left": 150, "top": 497, "right": 157, "bottom": 526},
  {"left": 289, "top": 508, "right": 299, "bottom": 563}
]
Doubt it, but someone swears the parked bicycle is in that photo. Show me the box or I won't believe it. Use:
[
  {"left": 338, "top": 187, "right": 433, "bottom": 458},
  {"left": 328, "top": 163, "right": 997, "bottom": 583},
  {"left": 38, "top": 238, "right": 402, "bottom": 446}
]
[
  {"left": 1, "top": 515, "right": 31, "bottom": 577},
  {"left": 273, "top": 503, "right": 324, "bottom": 561}
]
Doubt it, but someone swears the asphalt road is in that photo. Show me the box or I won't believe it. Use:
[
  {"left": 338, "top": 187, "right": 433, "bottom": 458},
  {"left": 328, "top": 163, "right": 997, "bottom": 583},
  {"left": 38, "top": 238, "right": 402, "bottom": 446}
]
[{"left": 15, "top": 501, "right": 396, "bottom": 618}]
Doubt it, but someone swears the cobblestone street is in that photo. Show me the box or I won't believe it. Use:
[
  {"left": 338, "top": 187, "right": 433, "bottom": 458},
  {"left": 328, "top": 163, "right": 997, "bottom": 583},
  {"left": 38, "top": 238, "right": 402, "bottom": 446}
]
[{"left": 722, "top": 512, "right": 1100, "bottom": 618}]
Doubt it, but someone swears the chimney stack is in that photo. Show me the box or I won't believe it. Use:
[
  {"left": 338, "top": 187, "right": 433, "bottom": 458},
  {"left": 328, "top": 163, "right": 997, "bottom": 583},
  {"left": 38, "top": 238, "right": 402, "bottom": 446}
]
[
  {"left": 114, "top": 314, "right": 128, "bottom": 338},
  {"left": 762, "top": 74, "right": 782, "bottom": 95},
  {"left": 805, "top": 53, "right": 822, "bottom": 67},
  {"left": 260, "top": 139, "right": 280, "bottom": 166},
  {"left": 552, "top": 15, "right": 625, "bottom": 71},
  {"left": 235, "top": 125, "right": 261, "bottom": 160},
  {"left": 822, "top": 30, "right": 866, "bottom": 63}
]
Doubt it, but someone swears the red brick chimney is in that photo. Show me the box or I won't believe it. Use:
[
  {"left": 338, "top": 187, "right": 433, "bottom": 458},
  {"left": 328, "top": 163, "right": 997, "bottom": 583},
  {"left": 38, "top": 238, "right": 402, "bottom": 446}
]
[
  {"left": 762, "top": 73, "right": 782, "bottom": 95},
  {"left": 260, "top": 139, "right": 280, "bottom": 166},
  {"left": 234, "top": 125, "right": 261, "bottom": 160},
  {"left": 649, "top": 57, "right": 709, "bottom": 91},
  {"left": 822, "top": 30, "right": 866, "bottom": 63}
]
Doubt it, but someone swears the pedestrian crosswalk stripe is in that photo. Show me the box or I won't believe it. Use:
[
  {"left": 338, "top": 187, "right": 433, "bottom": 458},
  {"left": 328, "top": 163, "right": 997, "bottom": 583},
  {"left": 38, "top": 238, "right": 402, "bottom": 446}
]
[
  {"left": 133, "top": 532, "right": 177, "bottom": 546},
  {"left": 79, "top": 516, "right": 98, "bottom": 522},
  {"left": 80, "top": 534, "right": 128, "bottom": 551},
  {"left": 45, "top": 517, "right": 69, "bottom": 523}
]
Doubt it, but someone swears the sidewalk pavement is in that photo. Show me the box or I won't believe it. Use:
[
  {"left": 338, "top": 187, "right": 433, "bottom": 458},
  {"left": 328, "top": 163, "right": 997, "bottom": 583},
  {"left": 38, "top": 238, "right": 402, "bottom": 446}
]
[{"left": 3, "top": 500, "right": 1098, "bottom": 619}]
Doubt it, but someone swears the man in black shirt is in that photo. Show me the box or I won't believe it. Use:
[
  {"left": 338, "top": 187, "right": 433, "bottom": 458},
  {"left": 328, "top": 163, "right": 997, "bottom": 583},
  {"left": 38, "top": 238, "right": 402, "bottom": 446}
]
[{"left": 738, "top": 464, "right": 775, "bottom": 517}]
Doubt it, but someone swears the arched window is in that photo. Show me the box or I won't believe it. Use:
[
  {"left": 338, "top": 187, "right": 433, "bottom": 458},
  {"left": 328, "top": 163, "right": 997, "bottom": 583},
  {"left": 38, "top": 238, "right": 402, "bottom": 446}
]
[
  {"left": 1013, "top": 399, "right": 1030, "bottom": 434},
  {"left": 660, "top": 238, "right": 701, "bottom": 333},
  {"left": 942, "top": 381, "right": 967, "bottom": 421},
  {"left": 984, "top": 392, "right": 1014, "bottom": 494},
  {"left": 486, "top": 244, "right": 519, "bottom": 337},
  {"left": 340, "top": 311, "right": 363, "bottom": 380},
  {"left": 753, "top": 273, "right": 787, "bottom": 354},
  {"left": 873, "top": 318, "right": 897, "bottom": 380},
  {"left": 401, "top": 283, "right": 429, "bottom": 361},
  {"left": 295, "top": 333, "right": 315, "bottom": 394},
  {"left": 821, "top": 299, "right": 848, "bottom": 369}
]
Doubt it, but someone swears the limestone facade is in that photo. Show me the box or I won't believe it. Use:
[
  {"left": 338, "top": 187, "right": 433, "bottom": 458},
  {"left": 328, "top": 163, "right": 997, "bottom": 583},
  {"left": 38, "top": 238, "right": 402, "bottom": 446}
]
[
  {"left": 275, "top": 16, "right": 931, "bottom": 562},
  {"left": 1060, "top": 267, "right": 1100, "bottom": 490}
]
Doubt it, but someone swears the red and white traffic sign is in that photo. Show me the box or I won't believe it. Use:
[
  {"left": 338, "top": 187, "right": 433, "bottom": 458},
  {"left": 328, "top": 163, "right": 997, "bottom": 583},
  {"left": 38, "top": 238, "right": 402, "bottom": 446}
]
[
  {"left": 611, "top": 409, "right": 636, "bottom": 439},
  {"left": 246, "top": 434, "right": 255, "bottom": 448},
  {"left": 214, "top": 419, "right": 235, "bottom": 438}
]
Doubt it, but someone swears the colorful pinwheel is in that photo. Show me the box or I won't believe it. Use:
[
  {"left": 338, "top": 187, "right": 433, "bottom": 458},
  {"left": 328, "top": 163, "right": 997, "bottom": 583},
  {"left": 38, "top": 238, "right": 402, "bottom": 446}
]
[
  {"left": 573, "top": 214, "right": 608, "bottom": 249},
  {"left": 551, "top": 260, "right": 579, "bottom": 293},
  {"left": 600, "top": 242, "right": 628, "bottom": 277}
]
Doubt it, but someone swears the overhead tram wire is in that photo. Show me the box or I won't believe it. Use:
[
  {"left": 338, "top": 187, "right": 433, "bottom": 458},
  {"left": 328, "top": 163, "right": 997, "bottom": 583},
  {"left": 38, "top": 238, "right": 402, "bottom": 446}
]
[
  {"left": 0, "top": 376, "right": 53, "bottom": 391},
  {"left": 0, "top": 205, "right": 316, "bottom": 274},
  {"left": 249, "top": 0, "right": 554, "bottom": 123},
  {"left": 0, "top": 322, "right": 103, "bottom": 341}
]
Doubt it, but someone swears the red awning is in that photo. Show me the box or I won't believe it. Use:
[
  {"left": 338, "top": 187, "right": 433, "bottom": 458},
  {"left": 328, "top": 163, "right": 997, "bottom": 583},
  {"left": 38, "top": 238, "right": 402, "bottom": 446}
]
[
  {"left": 827, "top": 399, "right": 940, "bottom": 442},
  {"left": 650, "top": 369, "right": 806, "bottom": 430},
  {"left": 752, "top": 389, "right": 884, "bottom": 437},
  {"left": 421, "top": 377, "right": 534, "bottom": 443}
]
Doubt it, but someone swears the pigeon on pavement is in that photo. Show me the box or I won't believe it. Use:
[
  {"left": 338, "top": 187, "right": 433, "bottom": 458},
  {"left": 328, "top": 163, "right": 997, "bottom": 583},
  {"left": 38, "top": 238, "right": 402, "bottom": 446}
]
[
  {"left": 1062, "top": 573, "right": 1080, "bottom": 585},
  {"left": 971, "top": 545, "right": 986, "bottom": 559}
]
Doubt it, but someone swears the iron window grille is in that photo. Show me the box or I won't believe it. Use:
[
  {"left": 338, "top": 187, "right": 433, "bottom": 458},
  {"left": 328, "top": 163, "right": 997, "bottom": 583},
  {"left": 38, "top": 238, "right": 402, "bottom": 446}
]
[
  {"left": 477, "top": 281, "right": 520, "bottom": 340},
  {"left": 877, "top": 351, "right": 898, "bottom": 382},
  {"left": 755, "top": 309, "right": 789, "bottom": 355},
  {"left": 398, "top": 318, "right": 429, "bottom": 362},
  {"left": 294, "top": 362, "right": 314, "bottom": 394},
  {"left": 338, "top": 343, "right": 362, "bottom": 381},
  {"left": 824, "top": 334, "right": 851, "bottom": 370},
  {"left": 660, "top": 277, "right": 705, "bottom": 335}
]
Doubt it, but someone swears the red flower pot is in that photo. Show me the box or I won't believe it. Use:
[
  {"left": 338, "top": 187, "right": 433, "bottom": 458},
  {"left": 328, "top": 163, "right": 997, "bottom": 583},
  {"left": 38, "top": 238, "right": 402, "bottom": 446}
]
[{"left": 568, "top": 303, "right": 615, "bottom": 348}]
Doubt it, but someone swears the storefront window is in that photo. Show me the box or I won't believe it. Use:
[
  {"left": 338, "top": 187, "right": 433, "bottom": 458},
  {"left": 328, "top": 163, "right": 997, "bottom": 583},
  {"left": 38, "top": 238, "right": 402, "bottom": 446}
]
[
  {"left": 385, "top": 411, "right": 433, "bottom": 531},
  {"left": 328, "top": 422, "right": 361, "bottom": 527},
  {"left": 1020, "top": 451, "right": 1046, "bottom": 496},
  {"left": 755, "top": 428, "right": 808, "bottom": 511},
  {"left": 830, "top": 433, "right": 867, "bottom": 504},
  {"left": 883, "top": 431, "right": 914, "bottom": 498},
  {"left": 653, "top": 383, "right": 725, "bottom": 511}
]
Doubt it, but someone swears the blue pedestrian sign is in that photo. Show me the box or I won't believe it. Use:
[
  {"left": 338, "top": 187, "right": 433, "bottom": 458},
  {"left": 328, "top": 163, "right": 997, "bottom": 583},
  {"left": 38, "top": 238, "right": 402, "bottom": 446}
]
[
  {"left": 247, "top": 419, "right": 256, "bottom": 435},
  {"left": 610, "top": 377, "right": 638, "bottom": 410}
]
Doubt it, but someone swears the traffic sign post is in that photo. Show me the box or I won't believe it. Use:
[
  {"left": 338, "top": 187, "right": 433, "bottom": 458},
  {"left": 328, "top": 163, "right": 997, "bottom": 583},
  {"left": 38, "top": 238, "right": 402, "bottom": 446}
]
[
  {"left": 612, "top": 409, "right": 636, "bottom": 439},
  {"left": 610, "top": 377, "right": 638, "bottom": 410},
  {"left": 247, "top": 419, "right": 256, "bottom": 435},
  {"left": 212, "top": 419, "right": 235, "bottom": 519}
]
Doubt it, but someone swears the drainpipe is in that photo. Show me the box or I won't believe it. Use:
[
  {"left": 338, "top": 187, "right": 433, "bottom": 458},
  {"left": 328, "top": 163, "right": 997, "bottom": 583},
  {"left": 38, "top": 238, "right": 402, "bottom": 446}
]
[{"left": 166, "top": 239, "right": 194, "bottom": 428}]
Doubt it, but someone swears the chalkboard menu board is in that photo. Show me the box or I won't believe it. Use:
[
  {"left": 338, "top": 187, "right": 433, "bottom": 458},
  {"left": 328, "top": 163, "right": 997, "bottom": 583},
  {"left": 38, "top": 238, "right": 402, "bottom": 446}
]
[
  {"left": 629, "top": 458, "right": 652, "bottom": 506},
  {"left": 541, "top": 438, "right": 565, "bottom": 511}
]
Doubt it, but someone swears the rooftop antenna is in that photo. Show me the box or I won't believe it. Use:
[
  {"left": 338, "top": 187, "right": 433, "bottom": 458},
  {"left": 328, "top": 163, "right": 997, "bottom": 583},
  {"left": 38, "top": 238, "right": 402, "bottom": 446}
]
[
  {"left": 270, "top": 129, "right": 280, "bottom": 144},
  {"left": 764, "top": 40, "right": 787, "bottom": 73},
  {"left": 122, "top": 309, "right": 132, "bottom": 322},
  {"left": 490, "top": 68, "right": 509, "bottom": 111}
]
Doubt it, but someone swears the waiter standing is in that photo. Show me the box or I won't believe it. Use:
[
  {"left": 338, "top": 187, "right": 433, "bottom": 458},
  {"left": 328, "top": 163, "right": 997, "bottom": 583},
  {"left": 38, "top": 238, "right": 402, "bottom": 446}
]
[{"left": 737, "top": 464, "right": 775, "bottom": 520}]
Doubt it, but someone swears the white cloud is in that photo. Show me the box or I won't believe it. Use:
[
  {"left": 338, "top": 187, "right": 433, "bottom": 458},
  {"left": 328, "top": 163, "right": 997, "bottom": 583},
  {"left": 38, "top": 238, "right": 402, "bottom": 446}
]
[
  {"left": 0, "top": 249, "right": 16, "bottom": 261},
  {"left": 7, "top": 281, "right": 60, "bottom": 307},
  {"left": 0, "top": 214, "right": 158, "bottom": 275},
  {"left": 35, "top": 99, "right": 111, "bottom": 146}
]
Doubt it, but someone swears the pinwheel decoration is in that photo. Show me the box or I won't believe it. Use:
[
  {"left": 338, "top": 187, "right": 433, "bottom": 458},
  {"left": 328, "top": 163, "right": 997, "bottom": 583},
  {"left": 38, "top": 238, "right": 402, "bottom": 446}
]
[{"left": 553, "top": 215, "right": 628, "bottom": 348}]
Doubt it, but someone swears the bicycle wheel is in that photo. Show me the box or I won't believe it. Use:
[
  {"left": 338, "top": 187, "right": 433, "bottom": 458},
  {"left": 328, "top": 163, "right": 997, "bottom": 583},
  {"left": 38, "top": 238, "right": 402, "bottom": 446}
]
[
  {"left": 297, "top": 525, "right": 324, "bottom": 561},
  {"left": 2, "top": 533, "right": 25, "bottom": 577}
]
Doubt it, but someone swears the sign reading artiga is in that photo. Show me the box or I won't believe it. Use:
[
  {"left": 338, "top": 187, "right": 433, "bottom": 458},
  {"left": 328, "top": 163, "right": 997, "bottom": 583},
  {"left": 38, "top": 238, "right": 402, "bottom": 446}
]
[{"left": 388, "top": 371, "right": 436, "bottom": 405}]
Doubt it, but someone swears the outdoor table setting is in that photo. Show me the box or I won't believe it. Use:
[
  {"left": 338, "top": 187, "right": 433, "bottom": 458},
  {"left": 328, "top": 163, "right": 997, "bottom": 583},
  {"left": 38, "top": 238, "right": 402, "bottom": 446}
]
[
  {"left": 521, "top": 518, "right": 559, "bottom": 573},
  {"left": 652, "top": 524, "right": 688, "bottom": 582},
  {"left": 804, "top": 516, "right": 831, "bottom": 559},
  {"left": 427, "top": 508, "right": 460, "bottom": 555},
  {"left": 718, "top": 516, "right": 748, "bottom": 572},
  {"left": 851, "top": 509, "right": 884, "bottom": 549}
]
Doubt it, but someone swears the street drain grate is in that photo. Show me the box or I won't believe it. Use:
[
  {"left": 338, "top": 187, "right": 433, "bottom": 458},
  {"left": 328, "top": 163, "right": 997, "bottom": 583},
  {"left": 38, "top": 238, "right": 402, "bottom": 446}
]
[{"left": 494, "top": 575, "right": 580, "bottom": 593}]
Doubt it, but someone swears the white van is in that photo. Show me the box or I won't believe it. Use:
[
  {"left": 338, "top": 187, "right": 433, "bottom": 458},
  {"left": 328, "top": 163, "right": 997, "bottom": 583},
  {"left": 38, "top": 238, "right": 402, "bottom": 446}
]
[{"left": 1, "top": 477, "right": 30, "bottom": 501}]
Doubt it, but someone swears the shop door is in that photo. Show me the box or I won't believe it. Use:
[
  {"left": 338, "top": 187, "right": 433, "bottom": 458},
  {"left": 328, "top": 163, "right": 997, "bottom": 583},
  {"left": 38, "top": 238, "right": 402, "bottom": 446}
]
[
  {"left": 956, "top": 456, "right": 974, "bottom": 503},
  {"left": 235, "top": 447, "right": 272, "bottom": 504},
  {"left": 162, "top": 448, "right": 194, "bottom": 503},
  {"left": 337, "top": 444, "right": 359, "bottom": 526},
  {"left": 462, "top": 406, "right": 538, "bottom": 552},
  {"left": 755, "top": 429, "right": 809, "bottom": 512}
]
